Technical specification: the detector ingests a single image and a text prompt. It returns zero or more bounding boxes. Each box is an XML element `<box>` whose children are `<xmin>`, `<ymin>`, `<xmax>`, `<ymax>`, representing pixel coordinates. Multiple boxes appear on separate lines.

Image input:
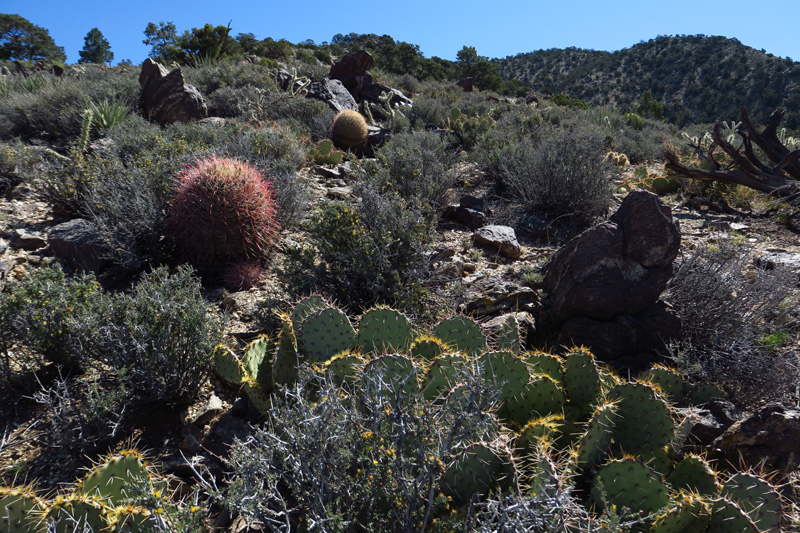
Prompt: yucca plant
<box><xmin>88</xmin><ymin>98</ymin><xmax>130</xmax><ymax>130</ymax></box>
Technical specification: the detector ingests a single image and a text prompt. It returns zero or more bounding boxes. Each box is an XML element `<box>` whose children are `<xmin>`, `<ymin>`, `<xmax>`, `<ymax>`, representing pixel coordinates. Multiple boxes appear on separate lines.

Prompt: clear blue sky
<box><xmin>5</xmin><ymin>0</ymin><xmax>799</xmax><ymax>64</ymax></box>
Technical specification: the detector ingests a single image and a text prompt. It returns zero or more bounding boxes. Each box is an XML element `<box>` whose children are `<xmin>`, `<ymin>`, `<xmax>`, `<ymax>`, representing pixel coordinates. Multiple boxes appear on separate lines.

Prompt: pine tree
<box><xmin>78</xmin><ymin>27</ymin><xmax>113</xmax><ymax>64</ymax></box>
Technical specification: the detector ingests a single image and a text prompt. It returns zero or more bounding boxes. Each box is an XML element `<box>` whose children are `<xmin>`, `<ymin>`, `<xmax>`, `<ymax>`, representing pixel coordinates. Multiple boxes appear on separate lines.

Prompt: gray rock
<box><xmin>681</xmin><ymin>399</ymin><xmax>742</xmax><ymax>446</ymax></box>
<box><xmin>329</xmin><ymin>50</ymin><xmax>374</xmax><ymax>100</ymax></box>
<box><xmin>756</xmin><ymin>251</ymin><xmax>800</xmax><ymax>271</ymax></box>
<box><xmin>446</xmin><ymin>205</ymin><xmax>487</xmax><ymax>229</ymax></box>
<box><xmin>10</xmin><ymin>228</ymin><xmax>46</xmax><ymax>251</ymax></box>
<box><xmin>473</xmin><ymin>225</ymin><xmax>522</xmax><ymax>259</ymax></box>
<box><xmin>47</xmin><ymin>218</ymin><xmax>108</xmax><ymax>273</ymax></box>
<box><xmin>140</xmin><ymin>59</ymin><xmax>207</xmax><ymax>125</ymax></box>
<box><xmin>306</xmin><ymin>78</ymin><xmax>358</xmax><ymax>113</ymax></box>
<box><xmin>542</xmin><ymin>190</ymin><xmax>680</xmax><ymax>321</ymax></box>
<box><xmin>361</xmin><ymin>83</ymin><xmax>413</xmax><ymax>108</ymax></box>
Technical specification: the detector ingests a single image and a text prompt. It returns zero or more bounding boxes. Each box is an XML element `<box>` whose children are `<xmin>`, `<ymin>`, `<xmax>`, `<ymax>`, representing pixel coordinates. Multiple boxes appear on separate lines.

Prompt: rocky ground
<box><xmin>0</xmin><ymin>159</ymin><xmax>799</xmax><ymax>510</ymax></box>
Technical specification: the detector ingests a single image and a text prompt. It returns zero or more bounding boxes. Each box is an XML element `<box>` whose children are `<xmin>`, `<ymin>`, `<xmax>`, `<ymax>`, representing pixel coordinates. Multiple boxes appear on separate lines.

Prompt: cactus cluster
<box><xmin>308</xmin><ymin>139</ymin><xmax>344</xmax><ymax>166</ymax></box>
<box><xmin>212</xmin><ymin>298</ymin><xmax>786</xmax><ymax>530</ymax></box>
<box><xmin>330</xmin><ymin>109</ymin><xmax>368</xmax><ymax>151</ymax></box>
<box><xmin>168</xmin><ymin>155</ymin><xmax>279</xmax><ymax>273</ymax></box>
<box><xmin>0</xmin><ymin>449</ymin><xmax>200</xmax><ymax>532</ymax></box>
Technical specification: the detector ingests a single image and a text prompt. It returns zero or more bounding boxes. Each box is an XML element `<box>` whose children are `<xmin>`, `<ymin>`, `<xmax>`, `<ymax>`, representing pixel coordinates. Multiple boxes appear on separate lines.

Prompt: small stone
<box><xmin>473</xmin><ymin>225</ymin><xmax>522</xmax><ymax>259</ymax></box>
<box><xmin>10</xmin><ymin>228</ymin><xmax>46</xmax><ymax>250</ymax></box>
<box><xmin>326</xmin><ymin>187</ymin><xmax>351</xmax><ymax>199</ymax></box>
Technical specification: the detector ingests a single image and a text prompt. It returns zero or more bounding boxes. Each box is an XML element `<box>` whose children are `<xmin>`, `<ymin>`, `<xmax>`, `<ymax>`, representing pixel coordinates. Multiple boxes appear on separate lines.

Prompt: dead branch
<box><xmin>665</xmin><ymin>108</ymin><xmax>800</xmax><ymax>206</ymax></box>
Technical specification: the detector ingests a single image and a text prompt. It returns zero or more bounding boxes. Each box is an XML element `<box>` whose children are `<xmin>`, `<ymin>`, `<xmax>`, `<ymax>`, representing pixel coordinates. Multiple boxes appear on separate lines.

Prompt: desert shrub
<box><xmin>0</xmin><ymin>265</ymin><xmax>102</xmax><ymax>369</ymax></box>
<box><xmin>168</xmin><ymin>155</ymin><xmax>280</xmax><ymax>274</ymax></box>
<box><xmin>406</xmin><ymin>94</ymin><xmax>452</xmax><ymax>129</ymax></box>
<box><xmin>0</xmin><ymin>78</ymin><xmax>88</xmax><ymax>141</ymax></box>
<box><xmin>665</xmin><ymin>241</ymin><xmax>800</xmax><ymax>405</ymax></box>
<box><xmin>364</xmin><ymin>129</ymin><xmax>460</xmax><ymax>215</ymax></box>
<box><xmin>306</xmin><ymin>186</ymin><xmax>431</xmax><ymax>308</ymax></box>
<box><xmin>91</xmin><ymin>265</ymin><xmax>223</xmax><ymax>408</ymax></box>
<box><xmin>183</xmin><ymin>60</ymin><xmax>276</xmax><ymax>94</ymax></box>
<box><xmin>206</xmin><ymin>85</ymin><xmax>259</xmax><ymax>118</ymax></box>
<box><xmin>222</xmin><ymin>368</ymin><xmax>499</xmax><ymax>531</ymax></box>
<box><xmin>490</xmin><ymin>125</ymin><xmax>617</xmax><ymax>232</ymax></box>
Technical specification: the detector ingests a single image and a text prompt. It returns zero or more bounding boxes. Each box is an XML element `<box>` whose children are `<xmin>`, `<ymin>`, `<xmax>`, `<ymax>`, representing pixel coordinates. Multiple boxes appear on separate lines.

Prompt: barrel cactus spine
<box><xmin>330</xmin><ymin>109</ymin><xmax>368</xmax><ymax>151</ymax></box>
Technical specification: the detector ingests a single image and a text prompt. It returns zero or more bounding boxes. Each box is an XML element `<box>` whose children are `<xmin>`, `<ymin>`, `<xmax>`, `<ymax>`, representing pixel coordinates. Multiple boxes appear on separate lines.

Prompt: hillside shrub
<box><xmin>665</xmin><ymin>241</ymin><xmax>800</xmax><ymax>405</ymax></box>
<box><xmin>168</xmin><ymin>155</ymin><xmax>280</xmax><ymax>274</ymax></box>
<box><xmin>306</xmin><ymin>185</ymin><xmax>431</xmax><ymax>308</ymax></box>
<box><xmin>0</xmin><ymin>265</ymin><xmax>102</xmax><ymax>370</ymax></box>
<box><xmin>365</xmin><ymin>130</ymin><xmax>460</xmax><ymax>216</ymax></box>
<box><xmin>491</xmin><ymin>126</ymin><xmax>616</xmax><ymax>233</ymax></box>
<box><xmin>92</xmin><ymin>265</ymin><xmax>223</xmax><ymax>408</ymax></box>
<box><xmin>222</xmin><ymin>369</ymin><xmax>499</xmax><ymax>531</ymax></box>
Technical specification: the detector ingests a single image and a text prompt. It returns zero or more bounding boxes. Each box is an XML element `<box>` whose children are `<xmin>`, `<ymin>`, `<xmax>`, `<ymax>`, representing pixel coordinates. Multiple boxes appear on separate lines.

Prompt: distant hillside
<box><xmin>495</xmin><ymin>35</ymin><xmax>800</xmax><ymax>129</ymax></box>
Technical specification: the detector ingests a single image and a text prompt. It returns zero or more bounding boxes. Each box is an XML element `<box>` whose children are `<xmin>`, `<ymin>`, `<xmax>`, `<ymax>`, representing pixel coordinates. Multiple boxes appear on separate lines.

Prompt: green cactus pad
<box><xmin>45</xmin><ymin>494</ymin><xmax>110</xmax><ymax>533</ymax></box>
<box><xmin>720</xmin><ymin>472</ymin><xmax>782</xmax><ymax>531</ymax></box>
<box><xmin>243</xmin><ymin>335</ymin><xmax>275</xmax><ymax>392</ymax></box>
<box><xmin>708</xmin><ymin>498</ymin><xmax>759</xmax><ymax>533</ymax></box>
<box><xmin>575</xmin><ymin>402</ymin><xmax>618</xmax><ymax>469</ymax></box>
<box><xmin>514</xmin><ymin>415</ymin><xmax>564</xmax><ymax>456</ymax></box>
<box><xmin>494</xmin><ymin>314</ymin><xmax>521</xmax><ymax>353</ymax></box>
<box><xmin>321</xmin><ymin>352</ymin><xmax>362</xmax><ymax>387</ymax></box>
<box><xmin>0</xmin><ymin>487</ymin><xmax>44</xmax><ymax>533</ymax></box>
<box><xmin>591</xmin><ymin>457</ymin><xmax>669</xmax><ymax>516</ymax></box>
<box><xmin>79</xmin><ymin>450</ymin><xmax>151</xmax><ymax>506</ymax></box>
<box><xmin>525</xmin><ymin>352</ymin><xmax>564</xmax><ymax>386</ymax></box>
<box><xmin>358</xmin><ymin>307</ymin><xmax>413</xmax><ymax>353</ymax></box>
<box><xmin>212</xmin><ymin>345</ymin><xmax>245</xmax><ymax>385</ymax></box>
<box><xmin>563</xmin><ymin>349</ymin><xmax>601</xmax><ymax>417</ymax></box>
<box><xmin>432</xmin><ymin>316</ymin><xmax>486</xmax><ymax>356</ymax></box>
<box><xmin>440</xmin><ymin>442</ymin><xmax>514</xmax><ymax>507</ymax></box>
<box><xmin>273</xmin><ymin>321</ymin><xmax>299</xmax><ymax>387</ymax></box>
<box><xmin>502</xmin><ymin>375</ymin><xmax>566</xmax><ymax>426</ymax></box>
<box><xmin>608</xmin><ymin>382</ymin><xmax>674</xmax><ymax>453</ymax></box>
<box><xmin>641</xmin><ymin>365</ymin><xmax>684</xmax><ymax>403</ymax></box>
<box><xmin>686</xmin><ymin>382</ymin><xmax>725</xmax><ymax>405</ymax></box>
<box><xmin>298</xmin><ymin>307</ymin><xmax>357</xmax><ymax>362</ymax></box>
<box><xmin>362</xmin><ymin>355</ymin><xmax>419</xmax><ymax>404</ymax></box>
<box><xmin>478</xmin><ymin>351</ymin><xmax>528</xmax><ymax>402</ymax></box>
<box><xmin>244</xmin><ymin>380</ymin><xmax>272</xmax><ymax>416</ymax></box>
<box><xmin>410</xmin><ymin>335</ymin><xmax>445</xmax><ymax>362</ymax></box>
<box><xmin>420</xmin><ymin>353</ymin><xmax>468</xmax><ymax>401</ymax></box>
<box><xmin>651</xmin><ymin>494</ymin><xmax>711</xmax><ymax>533</ymax></box>
<box><xmin>291</xmin><ymin>295</ymin><xmax>327</xmax><ymax>335</ymax></box>
<box><xmin>105</xmin><ymin>504</ymin><xmax>151</xmax><ymax>533</ymax></box>
<box><xmin>666</xmin><ymin>455</ymin><xmax>719</xmax><ymax>496</ymax></box>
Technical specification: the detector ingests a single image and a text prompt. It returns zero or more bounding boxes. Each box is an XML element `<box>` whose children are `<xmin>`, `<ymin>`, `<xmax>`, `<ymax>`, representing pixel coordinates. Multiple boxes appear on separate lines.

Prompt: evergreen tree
<box><xmin>634</xmin><ymin>89</ymin><xmax>665</xmax><ymax>120</ymax></box>
<box><xmin>143</xmin><ymin>21</ymin><xmax>181</xmax><ymax>63</ymax></box>
<box><xmin>78</xmin><ymin>27</ymin><xmax>113</xmax><ymax>64</ymax></box>
<box><xmin>0</xmin><ymin>14</ymin><xmax>65</xmax><ymax>63</ymax></box>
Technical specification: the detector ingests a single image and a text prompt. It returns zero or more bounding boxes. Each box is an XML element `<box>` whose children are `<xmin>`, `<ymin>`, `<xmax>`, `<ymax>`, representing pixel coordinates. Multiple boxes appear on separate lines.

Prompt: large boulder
<box><xmin>329</xmin><ymin>50</ymin><xmax>374</xmax><ymax>100</ymax></box>
<box><xmin>541</xmin><ymin>190</ymin><xmax>680</xmax><ymax>321</ymax></box>
<box><xmin>139</xmin><ymin>58</ymin><xmax>207</xmax><ymax>125</ymax></box>
<box><xmin>306</xmin><ymin>79</ymin><xmax>358</xmax><ymax>114</ymax></box>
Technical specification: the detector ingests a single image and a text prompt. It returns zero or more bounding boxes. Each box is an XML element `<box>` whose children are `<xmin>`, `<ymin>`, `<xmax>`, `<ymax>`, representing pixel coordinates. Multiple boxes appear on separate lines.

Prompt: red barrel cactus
<box><xmin>169</xmin><ymin>156</ymin><xmax>279</xmax><ymax>272</ymax></box>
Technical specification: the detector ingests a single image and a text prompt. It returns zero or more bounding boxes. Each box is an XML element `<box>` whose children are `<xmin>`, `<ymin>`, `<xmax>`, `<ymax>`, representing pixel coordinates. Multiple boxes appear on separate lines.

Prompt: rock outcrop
<box><xmin>139</xmin><ymin>58</ymin><xmax>207</xmax><ymax>125</ymax></box>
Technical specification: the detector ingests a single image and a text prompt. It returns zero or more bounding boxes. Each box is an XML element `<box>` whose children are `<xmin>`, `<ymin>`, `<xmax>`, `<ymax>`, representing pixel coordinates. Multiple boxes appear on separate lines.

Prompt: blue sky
<box><xmin>5</xmin><ymin>0</ymin><xmax>799</xmax><ymax>64</ymax></box>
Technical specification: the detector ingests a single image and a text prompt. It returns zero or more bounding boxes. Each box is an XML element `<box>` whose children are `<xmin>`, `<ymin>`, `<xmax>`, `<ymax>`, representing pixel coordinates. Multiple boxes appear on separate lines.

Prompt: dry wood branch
<box><xmin>665</xmin><ymin>107</ymin><xmax>800</xmax><ymax>206</ymax></box>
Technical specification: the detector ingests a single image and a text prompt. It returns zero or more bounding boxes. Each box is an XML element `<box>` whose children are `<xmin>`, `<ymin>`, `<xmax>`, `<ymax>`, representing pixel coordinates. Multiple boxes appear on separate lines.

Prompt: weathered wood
<box><xmin>664</xmin><ymin>108</ymin><xmax>800</xmax><ymax>205</ymax></box>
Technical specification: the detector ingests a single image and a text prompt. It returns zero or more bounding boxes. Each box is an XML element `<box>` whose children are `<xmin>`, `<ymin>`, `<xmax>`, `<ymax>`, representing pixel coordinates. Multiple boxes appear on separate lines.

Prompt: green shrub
<box><xmin>366</xmin><ymin>130</ymin><xmax>459</xmax><ymax>215</ymax></box>
<box><xmin>222</xmin><ymin>368</ymin><xmax>498</xmax><ymax>531</ymax></box>
<box><xmin>92</xmin><ymin>265</ymin><xmax>223</xmax><ymax>408</ymax></box>
<box><xmin>491</xmin><ymin>126</ymin><xmax>616</xmax><ymax>233</ymax></box>
<box><xmin>0</xmin><ymin>265</ymin><xmax>102</xmax><ymax>369</ymax></box>
<box><xmin>307</xmin><ymin>186</ymin><xmax>431</xmax><ymax>308</ymax></box>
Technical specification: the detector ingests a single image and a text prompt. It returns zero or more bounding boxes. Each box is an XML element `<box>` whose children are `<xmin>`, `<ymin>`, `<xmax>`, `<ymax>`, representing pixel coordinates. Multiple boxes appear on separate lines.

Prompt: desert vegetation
<box><xmin>0</xmin><ymin>16</ymin><xmax>799</xmax><ymax>532</ymax></box>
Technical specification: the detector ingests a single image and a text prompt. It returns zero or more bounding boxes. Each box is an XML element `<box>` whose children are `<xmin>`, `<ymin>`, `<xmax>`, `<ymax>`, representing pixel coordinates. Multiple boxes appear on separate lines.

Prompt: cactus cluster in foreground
<box><xmin>211</xmin><ymin>297</ymin><xmax>783</xmax><ymax>531</ymax></box>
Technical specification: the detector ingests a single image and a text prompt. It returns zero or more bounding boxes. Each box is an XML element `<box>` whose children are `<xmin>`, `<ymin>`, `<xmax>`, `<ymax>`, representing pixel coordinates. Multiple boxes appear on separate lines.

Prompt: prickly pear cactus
<box><xmin>410</xmin><ymin>335</ymin><xmax>444</xmax><ymax>362</ymax></box>
<box><xmin>685</xmin><ymin>382</ymin><xmax>725</xmax><ymax>405</ymax></box>
<box><xmin>291</xmin><ymin>295</ymin><xmax>327</xmax><ymax>336</ymax></box>
<box><xmin>575</xmin><ymin>402</ymin><xmax>618</xmax><ymax>469</ymax></box>
<box><xmin>420</xmin><ymin>353</ymin><xmax>467</xmax><ymax>401</ymax></box>
<box><xmin>212</xmin><ymin>345</ymin><xmax>245</xmax><ymax>385</ymax></box>
<box><xmin>608</xmin><ymin>382</ymin><xmax>674</xmax><ymax>453</ymax></box>
<box><xmin>720</xmin><ymin>472</ymin><xmax>782</xmax><ymax>531</ymax></box>
<box><xmin>592</xmin><ymin>457</ymin><xmax>669</xmax><ymax>517</ymax></box>
<box><xmin>651</xmin><ymin>493</ymin><xmax>711</xmax><ymax>533</ymax></box>
<box><xmin>514</xmin><ymin>415</ymin><xmax>564</xmax><ymax>456</ymax></box>
<box><xmin>708</xmin><ymin>498</ymin><xmax>759</xmax><ymax>533</ymax></box>
<box><xmin>242</xmin><ymin>335</ymin><xmax>275</xmax><ymax>392</ymax></box>
<box><xmin>358</xmin><ymin>307</ymin><xmax>413</xmax><ymax>353</ymax></box>
<box><xmin>362</xmin><ymin>355</ymin><xmax>419</xmax><ymax>406</ymax></box>
<box><xmin>440</xmin><ymin>442</ymin><xmax>514</xmax><ymax>507</ymax></box>
<box><xmin>494</xmin><ymin>314</ymin><xmax>521</xmax><ymax>353</ymax></box>
<box><xmin>641</xmin><ymin>364</ymin><xmax>684</xmax><ymax>404</ymax></box>
<box><xmin>502</xmin><ymin>374</ymin><xmax>565</xmax><ymax>426</ymax></box>
<box><xmin>478</xmin><ymin>351</ymin><xmax>528</xmax><ymax>402</ymax></box>
<box><xmin>432</xmin><ymin>316</ymin><xmax>485</xmax><ymax>356</ymax></box>
<box><xmin>563</xmin><ymin>348</ymin><xmax>601</xmax><ymax>418</ymax></box>
<box><xmin>78</xmin><ymin>449</ymin><xmax>151</xmax><ymax>505</ymax></box>
<box><xmin>666</xmin><ymin>454</ymin><xmax>719</xmax><ymax>496</ymax></box>
<box><xmin>0</xmin><ymin>486</ymin><xmax>44</xmax><ymax>533</ymax></box>
<box><xmin>321</xmin><ymin>351</ymin><xmax>362</xmax><ymax>387</ymax></box>
<box><xmin>244</xmin><ymin>379</ymin><xmax>272</xmax><ymax>416</ymax></box>
<box><xmin>272</xmin><ymin>320</ymin><xmax>299</xmax><ymax>387</ymax></box>
<box><xmin>525</xmin><ymin>352</ymin><xmax>564</xmax><ymax>387</ymax></box>
<box><xmin>298</xmin><ymin>307</ymin><xmax>357</xmax><ymax>361</ymax></box>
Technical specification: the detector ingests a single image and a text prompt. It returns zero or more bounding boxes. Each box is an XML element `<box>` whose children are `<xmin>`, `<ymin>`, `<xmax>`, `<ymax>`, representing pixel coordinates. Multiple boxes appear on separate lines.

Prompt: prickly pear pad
<box><xmin>299</xmin><ymin>307</ymin><xmax>357</xmax><ymax>361</ymax></box>
<box><xmin>721</xmin><ymin>472</ymin><xmax>782</xmax><ymax>531</ymax></box>
<box><xmin>592</xmin><ymin>458</ymin><xmax>669</xmax><ymax>516</ymax></box>
<box><xmin>358</xmin><ymin>307</ymin><xmax>413</xmax><ymax>353</ymax></box>
<box><xmin>432</xmin><ymin>316</ymin><xmax>485</xmax><ymax>356</ymax></box>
